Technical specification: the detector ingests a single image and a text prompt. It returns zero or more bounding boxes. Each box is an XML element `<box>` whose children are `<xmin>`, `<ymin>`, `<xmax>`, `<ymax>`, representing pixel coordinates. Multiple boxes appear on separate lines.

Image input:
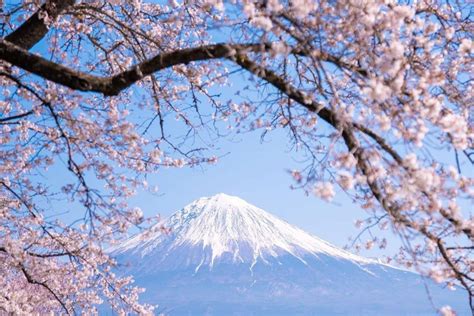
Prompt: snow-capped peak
<box><xmin>109</xmin><ymin>194</ymin><xmax>467</xmax><ymax>315</ymax></box>
<box><xmin>113</xmin><ymin>193</ymin><xmax>374</xmax><ymax>269</ymax></box>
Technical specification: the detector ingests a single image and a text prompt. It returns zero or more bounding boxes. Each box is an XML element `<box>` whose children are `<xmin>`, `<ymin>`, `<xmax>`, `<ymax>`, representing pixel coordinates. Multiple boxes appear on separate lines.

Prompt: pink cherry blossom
<box><xmin>0</xmin><ymin>0</ymin><xmax>472</xmax><ymax>314</ymax></box>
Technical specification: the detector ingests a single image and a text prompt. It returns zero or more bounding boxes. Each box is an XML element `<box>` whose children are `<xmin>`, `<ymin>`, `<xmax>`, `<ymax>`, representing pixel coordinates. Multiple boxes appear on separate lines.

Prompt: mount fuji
<box><xmin>111</xmin><ymin>193</ymin><xmax>468</xmax><ymax>315</ymax></box>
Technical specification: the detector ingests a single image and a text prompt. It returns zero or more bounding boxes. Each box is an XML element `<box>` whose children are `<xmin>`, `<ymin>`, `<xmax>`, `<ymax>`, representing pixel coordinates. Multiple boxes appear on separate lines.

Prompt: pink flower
<box><xmin>313</xmin><ymin>182</ymin><xmax>335</xmax><ymax>201</ymax></box>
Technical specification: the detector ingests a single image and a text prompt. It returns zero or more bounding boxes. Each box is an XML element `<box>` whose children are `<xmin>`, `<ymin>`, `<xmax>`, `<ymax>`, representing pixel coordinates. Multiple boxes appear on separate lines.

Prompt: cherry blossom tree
<box><xmin>0</xmin><ymin>0</ymin><xmax>472</xmax><ymax>314</ymax></box>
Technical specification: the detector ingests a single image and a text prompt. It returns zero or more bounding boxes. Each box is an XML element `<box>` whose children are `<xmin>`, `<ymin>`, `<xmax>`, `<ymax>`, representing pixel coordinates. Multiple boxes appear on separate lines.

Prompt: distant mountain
<box><xmin>111</xmin><ymin>193</ymin><xmax>469</xmax><ymax>315</ymax></box>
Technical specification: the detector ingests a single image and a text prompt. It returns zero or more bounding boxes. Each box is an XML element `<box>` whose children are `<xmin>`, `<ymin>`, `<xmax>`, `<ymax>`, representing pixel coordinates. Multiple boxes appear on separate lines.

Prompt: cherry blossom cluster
<box><xmin>0</xmin><ymin>0</ymin><xmax>472</xmax><ymax>314</ymax></box>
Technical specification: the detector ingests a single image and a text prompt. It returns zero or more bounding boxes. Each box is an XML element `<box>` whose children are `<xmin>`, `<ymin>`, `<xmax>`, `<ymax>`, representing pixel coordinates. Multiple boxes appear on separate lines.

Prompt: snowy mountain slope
<box><xmin>111</xmin><ymin>193</ymin><xmax>469</xmax><ymax>315</ymax></box>
<box><xmin>113</xmin><ymin>193</ymin><xmax>375</xmax><ymax>268</ymax></box>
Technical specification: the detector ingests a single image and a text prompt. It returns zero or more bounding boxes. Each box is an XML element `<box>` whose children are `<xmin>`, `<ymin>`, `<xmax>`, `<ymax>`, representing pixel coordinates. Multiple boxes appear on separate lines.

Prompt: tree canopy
<box><xmin>0</xmin><ymin>0</ymin><xmax>472</xmax><ymax>314</ymax></box>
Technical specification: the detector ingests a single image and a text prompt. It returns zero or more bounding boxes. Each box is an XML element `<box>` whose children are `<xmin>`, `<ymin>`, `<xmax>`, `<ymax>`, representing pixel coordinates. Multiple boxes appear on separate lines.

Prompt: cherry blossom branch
<box><xmin>0</xmin><ymin>39</ymin><xmax>361</xmax><ymax>97</ymax></box>
<box><xmin>8</xmin><ymin>253</ymin><xmax>71</xmax><ymax>315</ymax></box>
<box><xmin>1</xmin><ymin>36</ymin><xmax>471</xmax><ymax>302</ymax></box>
<box><xmin>229</xmin><ymin>52</ymin><xmax>474</xmax><ymax>310</ymax></box>
<box><xmin>5</xmin><ymin>0</ymin><xmax>76</xmax><ymax>49</ymax></box>
<box><xmin>353</xmin><ymin>122</ymin><xmax>473</xmax><ymax>240</ymax></box>
<box><xmin>0</xmin><ymin>110</ymin><xmax>34</xmax><ymax>123</ymax></box>
<box><xmin>0</xmin><ymin>1</ymin><xmax>471</xmax><ymax>313</ymax></box>
<box><xmin>0</xmin><ymin>246</ymin><xmax>74</xmax><ymax>258</ymax></box>
<box><xmin>0</xmin><ymin>40</ymin><xmax>253</xmax><ymax>95</ymax></box>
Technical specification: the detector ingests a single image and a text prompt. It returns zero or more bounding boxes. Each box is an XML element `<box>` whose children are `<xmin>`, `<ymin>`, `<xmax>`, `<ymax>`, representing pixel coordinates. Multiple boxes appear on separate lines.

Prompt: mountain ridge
<box><xmin>110</xmin><ymin>193</ymin><xmax>468</xmax><ymax>315</ymax></box>
<box><xmin>112</xmin><ymin>193</ymin><xmax>383</xmax><ymax>270</ymax></box>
